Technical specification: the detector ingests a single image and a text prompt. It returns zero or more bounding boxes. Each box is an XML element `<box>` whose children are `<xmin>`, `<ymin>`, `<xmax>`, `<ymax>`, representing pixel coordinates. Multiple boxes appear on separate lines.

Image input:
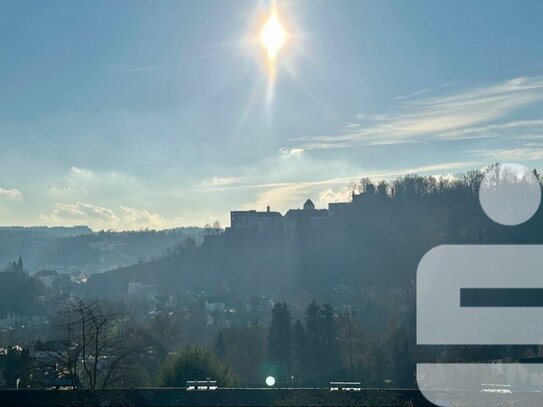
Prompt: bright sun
<box><xmin>260</xmin><ymin>11</ymin><xmax>286</xmax><ymax>61</ymax></box>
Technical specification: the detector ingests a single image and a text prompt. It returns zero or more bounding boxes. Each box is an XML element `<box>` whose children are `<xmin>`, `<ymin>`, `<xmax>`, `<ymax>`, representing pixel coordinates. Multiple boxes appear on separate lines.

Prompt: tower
<box><xmin>303</xmin><ymin>199</ymin><xmax>315</xmax><ymax>211</ymax></box>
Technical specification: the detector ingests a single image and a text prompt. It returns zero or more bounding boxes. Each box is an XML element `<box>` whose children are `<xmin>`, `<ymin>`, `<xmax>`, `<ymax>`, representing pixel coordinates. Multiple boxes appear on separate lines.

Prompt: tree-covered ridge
<box><xmin>302</xmin><ymin>165</ymin><xmax>542</xmax><ymax>291</ymax></box>
<box><xmin>0</xmin><ymin>227</ymin><xmax>205</xmax><ymax>275</ymax></box>
<box><xmin>90</xmin><ymin>165</ymin><xmax>543</xmax><ymax>301</ymax></box>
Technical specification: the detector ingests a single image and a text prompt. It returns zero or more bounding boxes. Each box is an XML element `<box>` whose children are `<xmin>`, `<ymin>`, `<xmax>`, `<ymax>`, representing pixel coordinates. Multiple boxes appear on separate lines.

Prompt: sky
<box><xmin>1</xmin><ymin>0</ymin><xmax>543</xmax><ymax>230</ymax></box>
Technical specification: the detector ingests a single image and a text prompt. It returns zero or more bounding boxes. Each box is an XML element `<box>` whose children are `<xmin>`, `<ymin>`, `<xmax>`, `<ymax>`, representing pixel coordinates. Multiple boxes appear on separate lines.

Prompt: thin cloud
<box><xmin>182</xmin><ymin>43</ymin><xmax>246</xmax><ymax>63</ymax></box>
<box><xmin>40</xmin><ymin>202</ymin><xmax>170</xmax><ymax>230</ymax></box>
<box><xmin>201</xmin><ymin>176</ymin><xmax>245</xmax><ymax>187</ymax></box>
<box><xmin>70</xmin><ymin>166</ymin><xmax>93</xmax><ymax>178</ymax></box>
<box><xmin>105</xmin><ymin>65</ymin><xmax>163</xmax><ymax>73</ymax></box>
<box><xmin>436</xmin><ymin>119</ymin><xmax>543</xmax><ymax>140</ymax></box>
<box><xmin>279</xmin><ymin>147</ymin><xmax>305</xmax><ymax>157</ymax></box>
<box><xmin>120</xmin><ymin>206</ymin><xmax>165</xmax><ymax>229</ymax></box>
<box><xmin>0</xmin><ymin>188</ymin><xmax>22</xmax><ymax>199</ymax></box>
<box><xmin>287</xmin><ymin>76</ymin><xmax>543</xmax><ymax>150</ymax></box>
<box><xmin>469</xmin><ymin>148</ymin><xmax>543</xmax><ymax>161</ymax></box>
<box><xmin>241</xmin><ymin>161</ymin><xmax>479</xmax><ymax>213</ymax></box>
<box><xmin>46</xmin><ymin>202</ymin><xmax>119</xmax><ymax>223</ymax></box>
<box><xmin>232</xmin><ymin>161</ymin><xmax>479</xmax><ymax>191</ymax></box>
<box><xmin>393</xmin><ymin>87</ymin><xmax>432</xmax><ymax>101</ymax></box>
<box><xmin>318</xmin><ymin>188</ymin><xmax>351</xmax><ymax>205</ymax></box>
<box><xmin>48</xmin><ymin>166</ymin><xmax>141</xmax><ymax>200</ymax></box>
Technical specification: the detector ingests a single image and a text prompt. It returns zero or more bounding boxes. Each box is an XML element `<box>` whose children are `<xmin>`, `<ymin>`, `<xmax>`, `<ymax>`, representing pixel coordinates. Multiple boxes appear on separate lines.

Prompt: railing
<box><xmin>186</xmin><ymin>379</ymin><xmax>217</xmax><ymax>391</ymax></box>
<box><xmin>329</xmin><ymin>381</ymin><xmax>362</xmax><ymax>391</ymax></box>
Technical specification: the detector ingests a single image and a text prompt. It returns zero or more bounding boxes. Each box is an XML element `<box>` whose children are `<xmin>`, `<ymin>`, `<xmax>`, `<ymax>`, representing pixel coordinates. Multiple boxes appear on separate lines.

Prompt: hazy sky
<box><xmin>1</xmin><ymin>0</ymin><xmax>543</xmax><ymax>230</ymax></box>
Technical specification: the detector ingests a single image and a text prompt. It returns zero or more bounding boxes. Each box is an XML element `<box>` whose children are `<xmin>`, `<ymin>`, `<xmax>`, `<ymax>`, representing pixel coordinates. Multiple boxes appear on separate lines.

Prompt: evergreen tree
<box><xmin>321</xmin><ymin>303</ymin><xmax>341</xmax><ymax>381</ymax></box>
<box><xmin>292</xmin><ymin>319</ymin><xmax>307</xmax><ymax>385</ymax></box>
<box><xmin>303</xmin><ymin>301</ymin><xmax>323</xmax><ymax>384</ymax></box>
<box><xmin>214</xmin><ymin>332</ymin><xmax>226</xmax><ymax>359</ymax></box>
<box><xmin>214</xmin><ymin>325</ymin><xmax>266</xmax><ymax>386</ymax></box>
<box><xmin>267</xmin><ymin>302</ymin><xmax>292</xmax><ymax>384</ymax></box>
<box><xmin>302</xmin><ymin>301</ymin><xmax>342</xmax><ymax>385</ymax></box>
<box><xmin>2</xmin><ymin>346</ymin><xmax>31</xmax><ymax>388</ymax></box>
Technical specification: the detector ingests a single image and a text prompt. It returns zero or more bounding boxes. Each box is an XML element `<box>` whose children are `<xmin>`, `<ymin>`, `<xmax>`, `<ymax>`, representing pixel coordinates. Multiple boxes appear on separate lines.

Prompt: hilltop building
<box><xmin>284</xmin><ymin>199</ymin><xmax>329</xmax><ymax>232</ymax></box>
<box><xmin>228</xmin><ymin>188</ymin><xmax>388</xmax><ymax>235</ymax></box>
<box><xmin>228</xmin><ymin>199</ymin><xmax>330</xmax><ymax>234</ymax></box>
<box><xmin>229</xmin><ymin>206</ymin><xmax>283</xmax><ymax>234</ymax></box>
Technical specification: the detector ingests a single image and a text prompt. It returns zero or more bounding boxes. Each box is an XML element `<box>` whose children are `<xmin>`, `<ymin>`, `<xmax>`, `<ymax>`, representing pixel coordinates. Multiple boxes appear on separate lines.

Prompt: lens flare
<box><xmin>260</xmin><ymin>11</ymin><xmax>286</xmax><ymax>61</ymax></box>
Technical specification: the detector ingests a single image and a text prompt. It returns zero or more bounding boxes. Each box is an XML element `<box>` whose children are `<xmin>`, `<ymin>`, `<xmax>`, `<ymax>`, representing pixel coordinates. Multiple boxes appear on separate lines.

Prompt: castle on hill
<box><xmin>228</xmin><ymin>193</ymin><xmax>369</xmax><ymax>235</ymax></box>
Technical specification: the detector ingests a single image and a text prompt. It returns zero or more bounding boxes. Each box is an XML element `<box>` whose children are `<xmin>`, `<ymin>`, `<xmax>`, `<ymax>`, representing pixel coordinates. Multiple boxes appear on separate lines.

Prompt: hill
<box><xmin>86</xmin><ymin>170</ymin><xmax>543</xmax><ymax>309</ymax></box>
<box><xmin>0</xmin><ymin>226</ymin><xmax>205</xmax><ymax>276</ymax></box>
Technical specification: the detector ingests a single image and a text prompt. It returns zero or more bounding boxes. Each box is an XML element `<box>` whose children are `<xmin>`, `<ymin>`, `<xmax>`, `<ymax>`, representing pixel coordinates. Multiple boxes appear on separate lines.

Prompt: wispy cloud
<box><xmin>279</xmin><ymin>147</ymin><xmax>305</xmax><ymax>157</ymax></box>
<box><xmin>40</xmin><ymin>202</ymin><xmax>167</xmax><ymax>230</ymax></box>
<box><xmin>201</xmin><ymin>176</ymin><xmax>245</xmax><ymax>187</ymax></box>
<box><xmin>48</xmin><ymin>166</ymin><xmax>140</xmax><ymax>200</ymax></box>
<box><xmin>241</xmin><ymin>161</ymin><xmax>479</xmax><ymax>213</ymax></box>
<box><xmin>120</xmin><ymin>206</ymin><xmax>165</xmax><ymax>229</ymax></box>
<box><xmin>244</xmin><ymin>184</ymin><xmax>311</xmax><ymax>212</ymax></box>
<box><xmin>436</xmin><ymin>119</ymin><xmax>543</xmax><ymax>140</ymax></box>
<box><xmin>287</xmin><ymin>76</ymin><xmax>543</xmax><ymax>150</ymax></box>
<box><xmin>0</xmin><ymin>188</ymin><xmax>22</xmax><ymax>199</ymax></box>
<box><xmin>469</xmin><ymin>147</ymin><xmax>543</xmax><ymax>162</ymax></box>
<box><xmin>44</xmin><ymin>202</ymin><xmax>120</xmax><ymax>223</ymax></box>
<box><xmin>318</xmin><ymin>188</ymin><xmax>352</xmax><ymax>206</ymax></box>
<box><xmin>393</xmin><ymin>87</ymin><xmax>432</xmax><ymax>101</ymax></box>
<box><xmin>70</xmin><ymin>166</ymin><xmax>93</xmax><ymax>178</ymax></box>
<box><xmin>105</xmin><ymin>65</ymin><xmax>163</xmax><ymax>73</ymax></box>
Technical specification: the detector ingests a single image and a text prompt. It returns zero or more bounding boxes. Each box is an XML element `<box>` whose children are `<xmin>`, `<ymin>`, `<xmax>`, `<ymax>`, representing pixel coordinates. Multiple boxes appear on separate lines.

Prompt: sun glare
<box><xmin>260</xmin><ymin>11</ymin><xmax>286</xmax><ymax>61</ymax></box>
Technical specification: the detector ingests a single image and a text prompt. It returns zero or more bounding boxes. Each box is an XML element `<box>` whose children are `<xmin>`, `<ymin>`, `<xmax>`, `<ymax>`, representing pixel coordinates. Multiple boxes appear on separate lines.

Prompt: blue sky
<box><xmin>1</xmin><ymin>0</ymin><xmax>543</xmax><ymax>230</ymax></box>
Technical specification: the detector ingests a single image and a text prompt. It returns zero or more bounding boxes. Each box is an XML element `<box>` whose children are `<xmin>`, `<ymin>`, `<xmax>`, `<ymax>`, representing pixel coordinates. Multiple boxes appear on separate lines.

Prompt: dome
<box><xmin>303</xmin><ymin>199</ymin><xmax>315</xmax><ymax>210</ymax></box>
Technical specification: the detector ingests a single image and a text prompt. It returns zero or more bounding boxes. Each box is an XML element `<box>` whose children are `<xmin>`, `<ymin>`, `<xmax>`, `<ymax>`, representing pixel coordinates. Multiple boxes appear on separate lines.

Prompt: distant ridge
<box><xmin>0</xmin><ymin>226</ymin><xmax>205</xmax><ymax>276</ymax></box>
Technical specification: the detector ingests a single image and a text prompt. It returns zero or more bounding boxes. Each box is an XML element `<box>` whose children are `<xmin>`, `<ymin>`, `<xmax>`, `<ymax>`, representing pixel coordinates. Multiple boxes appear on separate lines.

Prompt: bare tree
<box><xmin>359</xmin><ymin>177</ymin><xmax>374</xmax><ymax>194</ymax></box>
<box><xmin>37</xmin><ymin>297</ymin><xmax>138</xmax><ymax>389</ymax></box>
<box><xmin>337</xmin><ymin>309</ymin><xmax>366</xmax><ymax>379</ymax></box>
<box><xmin>204</xmin><ymin>221</ymin><xmax>222</xmax><ymax>236</ymax></box>
<box><xmin>347</xmin><ymin>182</ymin><xmax>358</xmax><ymax>200</ymax></box>
<box><xmin>461</xmin><ymin>169</ymin><xmax>485</xmax><ymax>196</ymax></box>
<box><xmin>212</xmin><ymin>220</ymin><xmax>222</xmax><ymax>235</ymax></box>
<box><xmin>376</xmin><ymin>180</ymin><xmax>389</xmax><ymax>197</ymax></box>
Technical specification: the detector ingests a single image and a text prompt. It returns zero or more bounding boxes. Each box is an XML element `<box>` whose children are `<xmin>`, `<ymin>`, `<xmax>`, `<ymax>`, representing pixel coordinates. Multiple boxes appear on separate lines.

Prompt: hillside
<box><xmin>86</xmin><ymin>172</ymin><xmax>543</xmax><ymax>307</ymax></box>
<box><xmin>0</xmin><ymin>226</ymin><xmax>205</xmax><ymax>275</ymax></box>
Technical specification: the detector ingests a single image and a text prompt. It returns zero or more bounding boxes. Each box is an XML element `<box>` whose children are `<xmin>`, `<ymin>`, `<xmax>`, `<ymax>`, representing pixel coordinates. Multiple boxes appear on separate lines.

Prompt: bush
<box><xmin>157</xmin><ymin>347</ymin><xmax>237</xmax><ymax>387</ymax></box>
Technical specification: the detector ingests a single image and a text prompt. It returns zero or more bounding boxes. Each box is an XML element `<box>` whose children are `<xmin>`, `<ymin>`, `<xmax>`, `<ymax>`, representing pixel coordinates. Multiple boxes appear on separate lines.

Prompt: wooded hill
<box><xmin>86</xmin><ymin>167</ymin><xmax>543</xmax><ymax>311</ymax></box>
